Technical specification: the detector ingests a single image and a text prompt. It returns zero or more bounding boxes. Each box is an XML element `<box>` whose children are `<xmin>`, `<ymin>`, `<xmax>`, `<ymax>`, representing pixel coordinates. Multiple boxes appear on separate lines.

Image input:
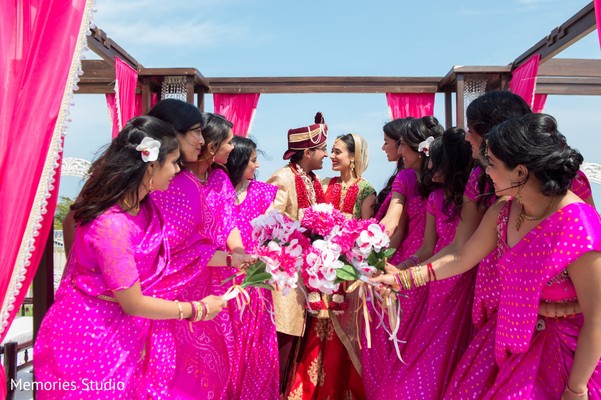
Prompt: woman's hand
<box><xmin>370</xmin><ymin>273</ymin><xmax>400</xmax><ymax>294</ymax></box>
<box><xmin>231</xmin><ymin>253</ymin><xmax>257</xmax><ymax>271</ymax></box>
<box><xmin>200</xmin><ymin>295</ymin><xmax>227</xmax><ymax>320</ymax></box>
<box><xmin>385</xmin><ymin>263</ymin><xmax>401</xmax><ymax>274</ymax></box>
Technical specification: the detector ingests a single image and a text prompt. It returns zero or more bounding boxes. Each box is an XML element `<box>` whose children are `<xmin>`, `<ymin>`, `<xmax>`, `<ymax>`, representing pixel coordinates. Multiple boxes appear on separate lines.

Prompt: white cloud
<box><xmin>100</xmin><ymin>20</ymin><xmax>249</xmax><ymax>47</ymax></box>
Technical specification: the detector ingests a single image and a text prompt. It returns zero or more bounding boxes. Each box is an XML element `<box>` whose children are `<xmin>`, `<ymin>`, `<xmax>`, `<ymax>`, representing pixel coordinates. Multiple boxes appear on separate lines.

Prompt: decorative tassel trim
<box><xmin>0</xmin><ymin>0</ymin><xmax>96</xmax><ymax>335</ymax></box>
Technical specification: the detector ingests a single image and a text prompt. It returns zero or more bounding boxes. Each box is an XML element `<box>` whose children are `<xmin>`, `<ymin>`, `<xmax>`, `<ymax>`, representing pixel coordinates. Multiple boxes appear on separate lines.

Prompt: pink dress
<box><xmin>34</xmin><ymin>201</ymin><xmax>168</xmax><ymax>399</ymax></box>
<box><xmin>446</xmin><ymin>200</ymin><xmax>601</xmax><ymax>399</ymax></box>
<box><xmin>361</xmin><ymin>168</ymin><xmax>429</xmax><ymax>399</ymax></box>
<box><xmin>164</xmin><ymin>168</ymin><xmax>239</xmax><ymax>400</ymax></box>
<box><xmin>471</xmin><ymin>168</ymin><xmax>594</xmax><ymax>330</ymax></box>
<box><xmin>229</xmin><ymin>180</ymin><xmax>279</xmax><ymax>399</ymax></box>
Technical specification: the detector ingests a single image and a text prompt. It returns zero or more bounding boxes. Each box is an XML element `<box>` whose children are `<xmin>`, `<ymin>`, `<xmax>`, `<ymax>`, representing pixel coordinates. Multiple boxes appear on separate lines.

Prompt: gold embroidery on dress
<box><xmin>287</xmin><ymin>383</ymin><xmax>303</xmax><ymax>400</ymax></box>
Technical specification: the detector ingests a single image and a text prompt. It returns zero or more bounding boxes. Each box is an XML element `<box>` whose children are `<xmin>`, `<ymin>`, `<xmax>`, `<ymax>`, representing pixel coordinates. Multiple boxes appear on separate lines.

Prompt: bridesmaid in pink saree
<box><xmin>374</xmin><ymin>113</ymin><xmax>601</xmax><ymax>400</ymax></box>
<box><xmin>225</xmin><ymin>136</ymin><xmax>279</xmax><ymax>399</ymax></box>
<box><xmin>34</xmin><ymin>116</ymin><xmax>227</xmax><ymax>400</ymax></box>
<box><xmin>147</xmin><ymin>103</ymin><xmax>253</xmax><ymax>399</ymax></box>
<box><xmin>372</xmin><ymin>128</ymin><xmax>474</xmax><ymax>399</ymax></box>
<box><xmin>362</xmin><ymin>116</ymin><xmax>443</xmax><ymax>398</ymax></box>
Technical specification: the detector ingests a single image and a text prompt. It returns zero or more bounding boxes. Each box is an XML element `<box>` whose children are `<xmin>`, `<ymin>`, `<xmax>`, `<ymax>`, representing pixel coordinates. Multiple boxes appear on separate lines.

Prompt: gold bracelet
<box><xmin>174</xmin><ymin>300</ymin><xmax>184</xmax><ymax>320</ymax></box>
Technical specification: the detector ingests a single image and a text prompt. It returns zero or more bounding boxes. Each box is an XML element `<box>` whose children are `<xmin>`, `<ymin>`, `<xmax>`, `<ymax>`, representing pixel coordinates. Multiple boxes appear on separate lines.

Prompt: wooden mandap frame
<box><xmin>32</xmin><ymin>1</ymin><xmax>600</xmax><ymax>342</ymax></box>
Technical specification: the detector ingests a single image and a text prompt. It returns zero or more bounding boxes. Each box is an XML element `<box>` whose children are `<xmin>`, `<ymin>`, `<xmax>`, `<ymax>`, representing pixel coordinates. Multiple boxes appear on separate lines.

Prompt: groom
<box><xmin>267</xmin><ymin>112</ymin><xmax>329</xmax><ymax>397</ymax></box>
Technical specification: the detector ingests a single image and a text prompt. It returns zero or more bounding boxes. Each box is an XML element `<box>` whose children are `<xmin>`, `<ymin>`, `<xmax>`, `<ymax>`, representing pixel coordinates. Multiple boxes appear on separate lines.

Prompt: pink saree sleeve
<box><xmin>495</xmin><ymin>203</ymin><xmax>601</xmax><ymax>365</ymax></box>
<box><xmin>88</xmin><ymin>211</ymin><xmax>140</xmax><ymax>292</ymax></box>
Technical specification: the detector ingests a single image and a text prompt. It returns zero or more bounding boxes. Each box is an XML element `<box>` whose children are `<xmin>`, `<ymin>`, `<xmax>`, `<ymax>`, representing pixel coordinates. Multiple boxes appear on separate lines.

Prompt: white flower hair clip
<box><xmin>136</xmin><ymin>137</ymin><xmax>161</xmax><ymax>162</ymax></box>
<box><xmin>418</xmin><ymin>136</ymin><xmax>435</xmax><ymax>157</ymax></box>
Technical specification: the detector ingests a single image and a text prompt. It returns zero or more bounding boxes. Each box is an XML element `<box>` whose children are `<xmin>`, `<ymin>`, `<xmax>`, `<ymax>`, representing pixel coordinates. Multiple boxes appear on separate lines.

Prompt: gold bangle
<box><xmin>174</xmin><ymin>300</ymin><xmax>184</xmax><ymax>320</ymax></box>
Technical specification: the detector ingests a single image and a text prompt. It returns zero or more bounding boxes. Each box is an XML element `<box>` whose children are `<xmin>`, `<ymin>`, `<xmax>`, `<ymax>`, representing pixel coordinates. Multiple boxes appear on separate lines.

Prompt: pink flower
<box><xmin>301</xmin><ymin>204</ymin><xmax>347</xmax><ymax>237</ymax></box>
<box><xmin>302</xmin><ymin>240</ymin><xmax>343</xmax><ymax>294</ymax></box>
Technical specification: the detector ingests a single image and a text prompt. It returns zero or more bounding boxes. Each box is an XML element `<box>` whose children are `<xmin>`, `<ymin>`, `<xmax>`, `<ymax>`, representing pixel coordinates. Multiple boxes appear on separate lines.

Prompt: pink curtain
<box><xmin>213</xmin><ymin>93</ymin><xmax>260</xmax><ymax>137</ymax></box>
<box><xmin>385</xmin><ymin>93</ymin><xmax>435</xmax><ymax>119</ymax></box>
<box><xmin>0</xmin><ymin>1</ymin><xmax>90</xmax><ymax>395</ymax></box>
<box><xmin>533</xmin><ymin>94</ymin><xmax>547</xmax><ymax>113</ymax></box>
<box><xmin>595</xmin><ymin>0</ymin><xmax>601</xmax><ymax>51</ymax></box>
<box><xmin>509</xmin><ymin>54</ymin><xmax>541</xmax><ymax>109</ymax></box>
<box><xmin>106</xmin><ymin>57</ymin><xmax>140</xmax><ymax>138</ymax></box>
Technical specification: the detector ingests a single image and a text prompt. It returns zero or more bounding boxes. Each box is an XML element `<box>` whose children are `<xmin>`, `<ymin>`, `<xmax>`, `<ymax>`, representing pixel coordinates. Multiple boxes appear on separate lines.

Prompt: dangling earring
<box><xmin>350</xmin><ymin>159</ymin><xmax>355</xmax><ymax>173</ymax></box>
<box><xmin>516</xmin><ymin>183</ymin><xmax>523</xmax><ymax>203</ymax></box>
<box><xmin>148</xmin><ymin>177</ymin><xmax>154</xmax><ymax>193</ymax></box>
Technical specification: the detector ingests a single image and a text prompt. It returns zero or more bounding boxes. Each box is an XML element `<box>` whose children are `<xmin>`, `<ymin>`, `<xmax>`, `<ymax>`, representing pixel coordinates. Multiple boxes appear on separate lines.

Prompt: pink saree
<box><xmin>229</xmin><ymin>180</ymin><xmax>279</xmax><ymax>399</ymax></box>
<box><xmin>158</xmin><ymin>168</ymin><xmax>238</xmax><ymax>400</ymax></box>
<box><xmin>34</xmin><ymin>200</ymin><xmax>167</xmax><ymax>399</ymax></box>
<box><xmin>361</xmin><ymin>168</ymin><xmax>429</xmax><ymax>399</ymax></box>
<box><xmin>446</xmin><ymin>200</ymin><xmax>601</xmax><ymax>399</ymax></box>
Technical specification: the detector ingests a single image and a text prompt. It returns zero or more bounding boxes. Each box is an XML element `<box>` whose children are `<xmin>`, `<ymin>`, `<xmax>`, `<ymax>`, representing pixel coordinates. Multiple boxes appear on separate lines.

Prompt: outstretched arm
<box><xmin>565</xmin><ymin>250</ymin><xmax>601</xmax><ymax>398</ymax></box>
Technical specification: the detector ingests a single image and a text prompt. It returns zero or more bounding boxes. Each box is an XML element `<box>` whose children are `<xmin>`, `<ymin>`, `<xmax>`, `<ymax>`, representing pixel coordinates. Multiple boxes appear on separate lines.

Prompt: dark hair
<box><xmin>375</xmin><ymin>117</ymin><xmax>413</xmax><ymax>215</ymax></box>
<box><xmin>71</xmin><ymin>116</ymin><xmax>179</xmax><ymax>224</ymax></box>
<box><xmin>226</xmin><ymin>136</ymin><xmax>257</xmax><ymax>187</ymax></box>
<box><xmin>148</xmin><ymin>98</ymin><xmax>204</xmax><ymax>134</ymax></box>
<box><xmin>289</xmin><ymin>150</ymin><xmax>305</xmax><ymax>164</ymax></box>
<box><xmin>466</xmin><ymin>90</ymin><xmax>532</xmax><ymax>207</ymax></box>
<box><xmin>427</xmin><ymin>128</ymin><xmax>473</xmax><ymax>220</ymax></box>
<box><xmin>402</xmin><ymin>116</ymin><xmax>444</xmax><ymax>198</ymax></box>
<box><xmin>336</xmin><ymin>133</ymin><xmax>355</xmax><ymax>154</ymax></box>
<box><xmin>488</xmin><ymin>113</ymin><xmax>583</xmax><ymax>196</ymax></box>
<box><xmin>200</xmin><ymin>113</ymin><xmax>234</xmax><ymax>161</ymax></box>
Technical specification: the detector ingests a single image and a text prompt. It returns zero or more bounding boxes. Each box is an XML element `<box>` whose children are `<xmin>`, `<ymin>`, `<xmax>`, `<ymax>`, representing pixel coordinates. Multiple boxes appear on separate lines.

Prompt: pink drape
<box><xmin>509</xmin><ymin>54</ymin><xmax>540</xmax><ymax>109</ymax></box>
<box><xmin>106</xmin><ymin>57</ymin><xmax>140</xmax><ymax>138</ymax></box>
<box><xmin>0</xmin><ymin>0</ymin><xmax>90</xmax><ymax>396</ymax></box>
<box><xmin>385</xmin><ymin>93</ymin><xmax>435</xmax><ymax>119</ymax></box>
<box><xmin>213</xmin><ymin>93</ymin><xmax>260</xmax><ymax>137</ymax></box>
<box><xmin>532</xmin><ymin>94</ymin><xmax>547</xmax><ymax>113</ymax></box>
<box><xmin>595</xmin><ymin>0</ymin><xmax>601</xmax><ymax>51</ymax></box>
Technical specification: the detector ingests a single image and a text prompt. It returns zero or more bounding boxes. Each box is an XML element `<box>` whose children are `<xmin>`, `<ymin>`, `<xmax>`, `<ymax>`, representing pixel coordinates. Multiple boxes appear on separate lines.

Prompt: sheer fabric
<box><xmin>106</xmin><ymin>57</ymin><xmax>141</xmax><ymax>138</ymax></box>
<box><xmin>385</xmin><ymin>93</ymin><xmax>435</xmax><ymax>119</ymax></box>
<box><xmin>509</xmin><ymin>54</ymin><xmax>540</xmax><ymax>108</ymax></box>
<box><xmin>0</xmin><ymin>2</ymin><xmax>91</xmax><ymax>396</ymax></box>
<box><xmin>213</xmin><ymin>93</ymin><xmax>260</xmax><ymax>137</ymax></box>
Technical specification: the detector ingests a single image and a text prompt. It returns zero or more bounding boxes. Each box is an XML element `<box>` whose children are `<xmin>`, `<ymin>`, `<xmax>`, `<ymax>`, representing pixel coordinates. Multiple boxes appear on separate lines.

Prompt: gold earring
<box><xmin>516</xmin><ymin>183</ymin><xmax>523</xmax><ymax>203</ymax></box>
<box><xmin>148</xmin><ymin>177</ymin><xmax>154</xmax><ymax>193</ymax></box>
<box><xmin>350</xmin><ymin>159</ymin><xmax>355</xmax><ymax>172</ymax></box>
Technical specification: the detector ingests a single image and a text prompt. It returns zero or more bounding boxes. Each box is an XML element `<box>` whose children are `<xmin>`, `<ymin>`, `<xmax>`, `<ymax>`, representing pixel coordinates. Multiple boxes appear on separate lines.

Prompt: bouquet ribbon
<box><xmin>346</xmin><ymin>279</ymin><xmax>372</xmax><ymax>349</ymax></box>
<box><xmin>223</xmin><ymin>284</ymin><xmax>252</xmax><ymax>318</ymax></box>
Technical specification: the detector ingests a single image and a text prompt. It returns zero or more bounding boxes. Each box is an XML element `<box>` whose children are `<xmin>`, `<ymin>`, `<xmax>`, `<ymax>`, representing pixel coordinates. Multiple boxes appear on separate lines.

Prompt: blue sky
<box><xmin>61</xmin><ymin>0</ymin><xmax>601</xmax><ymax>203</ymax></box>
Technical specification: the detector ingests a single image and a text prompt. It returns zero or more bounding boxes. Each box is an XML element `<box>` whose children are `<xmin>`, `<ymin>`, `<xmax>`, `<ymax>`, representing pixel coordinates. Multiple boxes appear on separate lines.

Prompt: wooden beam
<box><xmin>207</xmin><ymin>77</ymin><xmax>442</xmax><ymax>94</ymax></box>
<box><xmin>86</xmin><ymin>27</ymin><xmax>140</xmax><ymax>69</ymax></box>
<box><xmin>538</xmin><ymin>58</ymin><xmax>601</xmax><ymax>78</ymax></box>
<box><xmin>512</xmin><ymin>2</ymin><xmax>596</xmax><ymax>67</ymax></box>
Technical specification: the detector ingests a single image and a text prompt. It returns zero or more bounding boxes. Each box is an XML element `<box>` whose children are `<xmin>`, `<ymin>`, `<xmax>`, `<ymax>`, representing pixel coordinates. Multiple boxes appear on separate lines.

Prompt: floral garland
<box><xmin>289</xmin><ymin>163</ymin><xmax>326</xmax><ymax>209</ymax></box>
<box><xmin>325</xmin><ymin>177</ymin><xmax>361</xmax><ymax>216</ymax></box>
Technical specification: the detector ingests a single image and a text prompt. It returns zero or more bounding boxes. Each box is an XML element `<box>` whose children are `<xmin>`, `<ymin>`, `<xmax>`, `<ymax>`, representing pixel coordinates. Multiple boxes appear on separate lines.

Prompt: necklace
<box><xmin>198</xmin><ymin>170</ymin><xmax>209</xmax><ymax>183</ymax></box>
<box><xmin>122</xmin><ymin>197</ymin><xmax>140</xmax><ymax>214</ymax></box>
<box><xmin>516</xmin><ymin>195</ymin><xmax>556</xmax><ymax>231</ymax></box>
<box><xmin>236</xmin><ymin>180</ymin><xmax>247</xmax><ymax>202</ymax></box>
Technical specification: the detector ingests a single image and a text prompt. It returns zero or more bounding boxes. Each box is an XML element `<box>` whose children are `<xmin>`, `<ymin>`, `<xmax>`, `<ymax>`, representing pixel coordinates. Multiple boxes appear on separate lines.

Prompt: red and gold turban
<box><xmin>283</xmin><ymin>112</ymin><xmax>328</xmax><ymax>160</ymax></box>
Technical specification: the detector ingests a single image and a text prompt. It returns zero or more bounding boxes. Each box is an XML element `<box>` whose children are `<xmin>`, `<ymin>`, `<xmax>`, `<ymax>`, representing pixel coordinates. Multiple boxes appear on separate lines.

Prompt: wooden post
<box><xmin>141</xmin><ymin>76</ymin><xmax>152</xmax><ymax>114</ymax></box>
<box><xmin>33</xmin><ymin>228</ymin><xmax>54</xmax><ymax>342</ymax></box>
<box><xmin>444</xmin><ymin>90</ymin><xmax>453</xmax><ymax>129</ymax></box>
<box><xmin>186</xmin><ymin>76</ymin><xmax>195</xmax><ymax>104</ymax></box>
<box><xmin>456</xmin><ymin>74</ymin><xmax>466</xmax><ymax>129</ymax></box>
<box><xmin>197</xmin><ymin>88</ymin><xmax>205</xmax><ymax>112</ymax></box>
